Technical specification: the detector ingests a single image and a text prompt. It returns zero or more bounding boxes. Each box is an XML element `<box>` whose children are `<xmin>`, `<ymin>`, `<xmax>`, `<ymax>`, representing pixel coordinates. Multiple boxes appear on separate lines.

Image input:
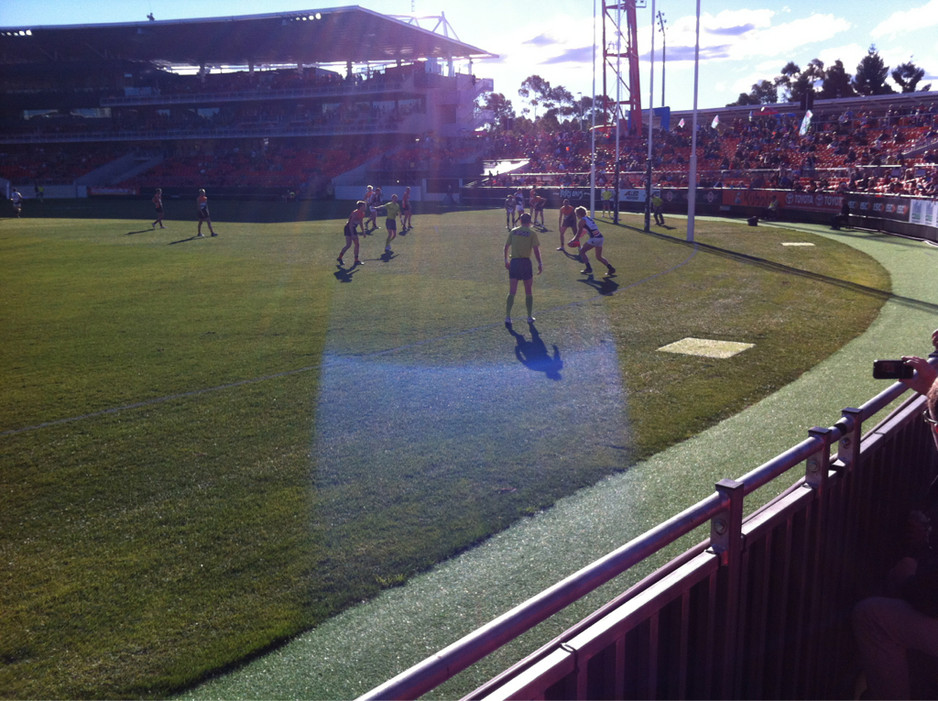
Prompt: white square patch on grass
<box><xmin>658</xmin><ymin>337</ymin><xmax>755</xmax><ymax>359</ymax></box>
<box><xmin>781</xmin><ymin>242</ymin><xmax>815</xmax><ymax>247</ymax></box>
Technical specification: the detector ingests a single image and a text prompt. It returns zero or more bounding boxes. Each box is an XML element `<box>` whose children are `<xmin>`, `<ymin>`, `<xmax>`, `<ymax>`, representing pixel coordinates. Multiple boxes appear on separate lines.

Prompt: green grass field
<box><xmin>0</xmin><ymin>205</ymin><xmax>889</xmax><ymax>698</ymax></box>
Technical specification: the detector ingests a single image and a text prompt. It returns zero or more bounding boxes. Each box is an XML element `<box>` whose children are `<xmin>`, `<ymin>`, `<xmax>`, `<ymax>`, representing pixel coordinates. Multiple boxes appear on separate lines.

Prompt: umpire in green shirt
<box><xmin>504</xmin><ymin>212</ymin><xmax>543</xmax><ymax>325</ymax></box>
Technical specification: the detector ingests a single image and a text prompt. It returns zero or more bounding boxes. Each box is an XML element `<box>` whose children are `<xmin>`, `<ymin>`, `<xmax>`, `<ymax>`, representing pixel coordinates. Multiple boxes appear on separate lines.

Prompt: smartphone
<box><xmin>873</xmin><ymin>359</ymin><xmax>914</xmax><ymax>379</ymax></box>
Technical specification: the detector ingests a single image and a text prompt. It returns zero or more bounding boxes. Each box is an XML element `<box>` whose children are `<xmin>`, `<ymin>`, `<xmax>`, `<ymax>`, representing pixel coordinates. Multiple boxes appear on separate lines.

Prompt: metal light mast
<box><xmin>657</xmin><ymin>10</ymin><xmax>666</xmax><ymax>107</ymax></box>
<box><xmin>602</xmin><ymin>0</ymin><xmax>643</xmax><ymax>135</ymax></box>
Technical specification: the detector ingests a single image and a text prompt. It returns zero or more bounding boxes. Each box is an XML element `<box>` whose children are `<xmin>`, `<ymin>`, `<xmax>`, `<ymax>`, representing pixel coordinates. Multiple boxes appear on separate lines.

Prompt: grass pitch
<box><xmin>0</xmin><ymin>206</ymin><xmax>888</xmax><ymax>698</ymax></box>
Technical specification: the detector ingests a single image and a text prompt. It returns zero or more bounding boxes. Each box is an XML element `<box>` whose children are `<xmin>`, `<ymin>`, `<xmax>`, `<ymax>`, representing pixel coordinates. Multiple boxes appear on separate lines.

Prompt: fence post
<box><xmin>710</xmin><ymin>478</ymin><xmax>744</xmax><ymax>698</ymax></box>
<box><xmin>837</xmin><ymin>407</ymin><xmax>862</xmax><ymax>472</ymax></box>
<box><xmin>803</xmin><ymin>426</ymin><xmax>835</xmax><ymax>697</ymax></box>
<box><xmin>710</xmin><ymin>478</ymin><xmax>744</xmax><ymax>562</ymax></box>
<box><xmin>806</xmin><ymin>426</ymin><xmax>832</xmax><ymax>491</ymax></box>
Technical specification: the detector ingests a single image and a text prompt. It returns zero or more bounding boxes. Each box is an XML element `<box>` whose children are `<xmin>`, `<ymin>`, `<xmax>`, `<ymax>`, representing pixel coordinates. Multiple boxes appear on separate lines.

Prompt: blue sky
<box><xmin>3</xmin><ymin>1</ymin><xmax>937</xmax><ymax>112</ymax></box>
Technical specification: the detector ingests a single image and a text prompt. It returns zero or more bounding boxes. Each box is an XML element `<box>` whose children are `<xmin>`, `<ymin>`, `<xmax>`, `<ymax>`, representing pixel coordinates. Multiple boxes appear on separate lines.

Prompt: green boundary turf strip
<box><xmin>182</xmin><ymin>218</ymin><xmax>938</xmax><ymax>700</ymax></box>
<box><xmin>0</xmin><ymin>207</ymin><xmax>907</xmax><ymax>699</ymax></box>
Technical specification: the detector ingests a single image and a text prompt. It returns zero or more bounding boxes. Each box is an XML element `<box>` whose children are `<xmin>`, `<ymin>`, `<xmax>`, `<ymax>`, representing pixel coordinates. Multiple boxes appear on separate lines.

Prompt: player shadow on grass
<box><xmin>579</xmin><ymin>273</ymin><xmax>619</xmax><ymax>296</ymax></box>
<box><xmin>379</xmin><ymin>251</ymin><xmax>397</xmax><ymax>263</ymax></box>
<box><xmin>334</xmin><ymin>263</ymin><xmax>364</xmax><ymax>283</ymax></box>
<box><xmin>168</xmin><ymin>235</ymin><xmax>202</xmax><ymax>245</ymax></box>
<box><xmin>506</xmin><ymin>322</ymin><xmax>563</xmax><ymax>380</ymax></box>
<box><xmin>126</xmin><ymin>228</ymin><xmax>156</xmax><ymax>235</ymax></box>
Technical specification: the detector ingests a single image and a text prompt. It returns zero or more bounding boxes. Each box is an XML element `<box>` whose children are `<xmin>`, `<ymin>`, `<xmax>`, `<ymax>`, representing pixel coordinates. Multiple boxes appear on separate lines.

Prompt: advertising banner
<box><xmin>619</xmin><ymin>188</ymin><xmax>647</xmax><ymax>203</ymax></box>
<box><xmin>849</xmin><ymin>194</ymin><xmax>911</xmax><ymax>223</ymax></box>
<box><xmin>721</xmin><ymin>190</ymin><xmax>776</xmax><ymax>208</ymax></box>
<box><xmin>781</xmin><ymin>191</ymin><xmax>843</xmax><ymax>214</ymax></box>
<box><xmin>910</xmin><ymin>198</ymin><xmax>938</xmax><ymax>229</ymax></box>
<box><xmin>88</xmin><ymin>186</ymin><xmax>139</xmax><ymax>196</ymax></box>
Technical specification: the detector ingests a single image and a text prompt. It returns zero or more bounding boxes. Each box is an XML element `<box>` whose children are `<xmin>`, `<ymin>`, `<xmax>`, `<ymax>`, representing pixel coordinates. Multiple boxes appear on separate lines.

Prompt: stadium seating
<box><xmin>483</xmin><ymin>102</ymin><xmax>938</xmax><ymax>198</ymax></box>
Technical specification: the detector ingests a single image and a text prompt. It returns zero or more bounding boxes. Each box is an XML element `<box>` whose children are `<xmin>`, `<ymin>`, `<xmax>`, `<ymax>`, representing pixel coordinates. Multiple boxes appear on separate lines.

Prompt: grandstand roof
<box><xmin>0</xmin><ymin>5</ymin><xmax>495</xmax><ymax>68</ymax></box>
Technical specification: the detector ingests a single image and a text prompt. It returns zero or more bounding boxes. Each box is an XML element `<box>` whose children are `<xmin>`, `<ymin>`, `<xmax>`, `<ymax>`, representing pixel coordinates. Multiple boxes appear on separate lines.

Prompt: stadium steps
<box><xmin>75</xmin><ymin>151</ymin><xmax>163</xmax><ymax>186</ymax></box>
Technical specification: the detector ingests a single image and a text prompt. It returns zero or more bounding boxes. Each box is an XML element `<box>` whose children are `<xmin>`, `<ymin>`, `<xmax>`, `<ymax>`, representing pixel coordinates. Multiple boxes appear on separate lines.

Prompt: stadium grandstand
<box><xmin>0</xmin><ymin>6</ymin><xmax>495</xmax><ymax>202</ymax></box>
<box><xmin>3</xmin><ymin>5</ymin><xmax>938</xmax><ymax>238</ymax></box>
<box><xmin>463</xmin><ymin>89</ymin><xmax>938</xmax><ymax>243</ymax></box>
<box><xmin>486</xmin><ymin>95</ymin><xmax>938</xmax><ymax>193</ymax></box>
<box><xmin>4</xmin><ymin>4</ymin><xmax>938</xmax><ymax>232</ymax></box>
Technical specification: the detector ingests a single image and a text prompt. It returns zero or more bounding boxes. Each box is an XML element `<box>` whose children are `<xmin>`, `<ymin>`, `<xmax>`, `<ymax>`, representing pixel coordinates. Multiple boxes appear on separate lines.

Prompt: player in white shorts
<box><xmin>573</xmin><ymin>206</ymin><xmax>616</xmax><ymax>277</ymax></box>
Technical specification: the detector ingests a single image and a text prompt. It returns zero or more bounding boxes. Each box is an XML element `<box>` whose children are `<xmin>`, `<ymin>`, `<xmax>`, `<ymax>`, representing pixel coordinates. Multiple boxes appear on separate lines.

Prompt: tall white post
<box><xmin>614</xmin><ymin>1</ymin><xmax>622</xmax><ymax>224</ymax></box>
<box><xmin>645</xmin><ymin>0</ymin><xmax>655</xmax><ymax>232</ymax></box>
<box><xmin>591</xmin><ymin>0</ymin><xmax>597</xmax><ymax>218</ymax></box>
<box><xmin>687</xmin><ymin>0</ymin><xmax>700</xmax><ymax>243</ymax></box>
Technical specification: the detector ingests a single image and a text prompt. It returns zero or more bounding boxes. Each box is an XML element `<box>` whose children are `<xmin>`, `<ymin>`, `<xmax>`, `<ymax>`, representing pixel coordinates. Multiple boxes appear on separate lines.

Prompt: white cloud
<box><xmin>662</xmin><ymin>10</ymin><xmax>852</xmax><ymax>67</ymax></box>
<box><xmin>707</xmin><ymin>8</ymin><xmax>776</xmax><ymax>33</ymax></box>
<box><xmin>720</xmin><ymin>14</ymin><xmax>852</xmax><ymax>62</ymax></box>
<box><xmin>872</xmin><ymin>0</ymin><xmax>938</xmax><ymax>39</ymax></box>
<box><xmin>815</xmin><ymin>44</ymin><xmax>868</xmax><ymax>73</ymax></box>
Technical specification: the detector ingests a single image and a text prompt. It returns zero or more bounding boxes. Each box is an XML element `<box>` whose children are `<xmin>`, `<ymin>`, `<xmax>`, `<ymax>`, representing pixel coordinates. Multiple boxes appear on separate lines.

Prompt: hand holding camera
<box><xmin>873</xmin><ymin>330</ymin><xmax>938</xmax><ymax>395</ymax></box>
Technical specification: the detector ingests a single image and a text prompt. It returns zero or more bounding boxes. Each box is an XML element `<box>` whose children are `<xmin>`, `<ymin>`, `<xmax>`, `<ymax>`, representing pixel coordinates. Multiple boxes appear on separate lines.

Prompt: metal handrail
<box><xmin>359</xmin><ymin>362</ymin><xmax>932</xmax><ymax>700</ymax></box>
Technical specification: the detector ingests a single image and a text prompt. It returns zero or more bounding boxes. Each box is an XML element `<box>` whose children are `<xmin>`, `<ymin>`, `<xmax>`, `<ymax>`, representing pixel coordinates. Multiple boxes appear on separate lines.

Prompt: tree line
<box><xmin>478</xmin><ymin>75</ymin><xmax>606</xmax><ymax>133</ymax></box>
<box><xmin>476</xmin><ymin>46</ymin><xmax>931</xmax><ymax>132</ymax></box>
<box><xmin>728</xmin><ymin>45</ymin><xmax>931</xmax><ymax>107</ymax></box>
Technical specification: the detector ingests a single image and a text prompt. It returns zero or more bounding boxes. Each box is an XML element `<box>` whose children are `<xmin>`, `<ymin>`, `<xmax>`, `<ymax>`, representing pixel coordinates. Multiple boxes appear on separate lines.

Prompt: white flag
<box><xmin>799</xmin><ymin>109</ymin><xmax>813</xmax><ymax>136</ymax></box>
<box><xmin>711</xmin><ymin>114</ymin><xmax>720</xmax><ymax>129</ymax></box>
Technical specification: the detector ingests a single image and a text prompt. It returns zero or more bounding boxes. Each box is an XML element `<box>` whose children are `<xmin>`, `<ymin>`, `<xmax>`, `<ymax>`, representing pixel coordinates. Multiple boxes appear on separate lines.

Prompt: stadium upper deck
<box><xmin>0</xmin><ymin>7</ymin><xmax>495</xmax><ymax>144</ymax></box>
<box><xmin>0</xmin><ymin>7</ymin><xmax>494</xmax><ymax>67</ymax></box>
<box><xmin>0</xmin><ymin>7</ymin><xmax>497</xmax><ymax>196</ymax></box>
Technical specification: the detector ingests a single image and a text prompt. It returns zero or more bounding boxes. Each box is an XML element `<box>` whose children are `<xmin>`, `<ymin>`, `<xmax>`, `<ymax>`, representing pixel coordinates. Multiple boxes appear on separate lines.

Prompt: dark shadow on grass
<box><xmin>334</xmin><ymin>264</ymin><xmax>362</xmax><ymax>283</ymax></box>
<box><xmin>506</xmin><ymin>322</ymin><xmax>563</xmax><ymax>380</ymax></box>
<box><xmin>168</xmin><ymin>235</ymin><xmax>200</xmax><ymax>245</ymax></box>
<box><xmin>632</xmin><ymin>225</ymin><xmax>938</xmax><ymax>315</ymax></box>
<box><xmin>578</xmin><ymin>273</ymin><xmax>620</xmax><ymax>296</ymax></box>
<box><xmin>126</xmin><ymin>228</ymin><xmax>155</xmax><ymax>235</ymax></box>
<box><xmin>379</xmin><ymin>251</ymin><xmax>397</xmax><ymax>263</ymax></box>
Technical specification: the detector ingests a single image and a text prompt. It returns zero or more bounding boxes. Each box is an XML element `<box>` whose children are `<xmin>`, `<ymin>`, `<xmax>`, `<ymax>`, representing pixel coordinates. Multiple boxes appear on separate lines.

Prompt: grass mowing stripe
<box><xmin>3</xmin><ymin>249</ymin><xmax>689</xmax><ymax>438</ymax></box>
<box><xmin>1</xmin><ymin>363</ymin><xmax>324</xmax><ymax>437</ymax></box>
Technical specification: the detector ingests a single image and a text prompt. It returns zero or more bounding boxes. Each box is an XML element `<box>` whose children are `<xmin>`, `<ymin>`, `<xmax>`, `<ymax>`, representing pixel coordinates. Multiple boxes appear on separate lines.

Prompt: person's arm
<box><xmin>900</xmin><ymin>329</ymin><xmax>938</xmax><ymax>395</ymax></box>
<box><xmin>504</xmin><ymin>241</ymin><xmax>511</xmax><ymax>270</ymax></box>
<box><xmin>902</xmin><ymin>355</ymin><xmax>938</xmax><ymax>395</ymax></box>
<box><xmin>901</xmin><ymin>357</ymin><xmax>937</xmax><ymax>396</ymax></box>
<box><xmin>533</xmin><ymin>245</ymin><xmax>543</xmax><ymax>275</ymax></box>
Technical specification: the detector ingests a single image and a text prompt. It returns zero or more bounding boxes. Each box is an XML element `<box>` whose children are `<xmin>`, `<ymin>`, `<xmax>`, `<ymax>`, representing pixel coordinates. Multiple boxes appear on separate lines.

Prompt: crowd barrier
<box><xmin>461</xmin><ymin>185</ymin><xmax>938</xmax><ymax>243</ymax></box>
<box><xmin>361</xmin><ymin>362</ymin><xmax>938</xmax><ymax>700</ymax></box>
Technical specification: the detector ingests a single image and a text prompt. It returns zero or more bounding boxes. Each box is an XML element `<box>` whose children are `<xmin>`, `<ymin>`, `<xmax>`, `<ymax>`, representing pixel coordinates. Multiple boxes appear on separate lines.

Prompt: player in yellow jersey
<box><xmin>379</xmin><ymin>193</ymin><xmax>402</xmax><ymax>253</ymax></box>
<box><xmin>503</xmin><ymin>212</ymin><xmax>543</xmax><ymax>325</ymax></box>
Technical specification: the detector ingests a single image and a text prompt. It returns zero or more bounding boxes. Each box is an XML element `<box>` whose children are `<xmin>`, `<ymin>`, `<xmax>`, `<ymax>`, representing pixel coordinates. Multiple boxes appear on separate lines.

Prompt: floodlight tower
<box><xmin>602</xmin><ymin>0</ymin><xmax>643</xmax><ymax>135</ymax></box>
